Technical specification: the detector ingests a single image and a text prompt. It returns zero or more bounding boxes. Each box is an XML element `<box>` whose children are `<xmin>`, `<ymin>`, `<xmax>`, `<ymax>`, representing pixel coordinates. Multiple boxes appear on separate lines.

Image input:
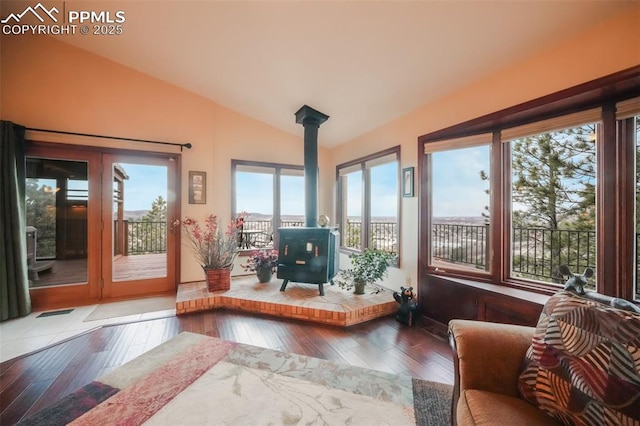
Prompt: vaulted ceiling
<box><xmin>47</xmin><ymin>1</ymin><xmax>636</xmax><ymax>146</ymax></box>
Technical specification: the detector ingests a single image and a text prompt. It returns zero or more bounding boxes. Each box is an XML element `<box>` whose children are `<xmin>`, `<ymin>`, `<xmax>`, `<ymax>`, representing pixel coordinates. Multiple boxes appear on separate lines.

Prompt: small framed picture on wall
<box><xmin>402</xmin><ymin>167</ymin><xmax>414</xmax><ymax>197</ymax></box>
<box><xmin>189</xmin><ymin>171</ymin><xmax>206</xmax><ymax>204</ymax></box>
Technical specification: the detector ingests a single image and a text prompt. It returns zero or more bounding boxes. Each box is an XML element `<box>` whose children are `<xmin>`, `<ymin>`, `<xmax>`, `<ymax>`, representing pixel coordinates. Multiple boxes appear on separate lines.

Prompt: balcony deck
<box><xmin>28</xmin><ymin>254</ymin><xmax>167</xmax><ymax>288</ymax></box>
<box><xmin>176</xmin><ymin>275</ymin><xmax>398</xmax><ymax>327</ymax></box>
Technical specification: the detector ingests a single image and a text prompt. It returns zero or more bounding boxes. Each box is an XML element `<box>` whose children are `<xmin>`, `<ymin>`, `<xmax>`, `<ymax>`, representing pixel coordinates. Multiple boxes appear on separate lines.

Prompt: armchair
<box><xmin>448</xmin><ymin>320</ymin><xmax>559</xmax><ymax>425</ymax></box>
<box><xmin>449</xmin><ymin>290</ymin><xmax>640</xmax><ymax>426</ymax></box>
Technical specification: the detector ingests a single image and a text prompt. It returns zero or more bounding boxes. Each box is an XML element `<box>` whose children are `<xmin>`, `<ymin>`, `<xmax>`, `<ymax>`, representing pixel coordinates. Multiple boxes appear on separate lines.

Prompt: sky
<box><xmin>431</xmin><ymin>145</ymin><xmax>490</xmax><ymax>218</ymax></box>
<box><xmin>119</xmin><ymin>163</ymin><xmax>168</xmax><ymax>211</ymax></box>
<box><xmin>236</xmin><ymin>162</ymin><xmax>400</xmax><ymax>219</ymax></box>
<box><xmin>236</xmin><ymin>171</ymin><xmax>306</xmax><ymax>216</ymax></box>
<box><xmin>117</xmin><ymin>136</ymin><xmax>599</xmax><ymax>218</ymax></box>
<box><xmin>235</xmin><ymin>155</ymin><xmax>488</xmax><ymax>220</ymax></box>
<box><xmin>345</xmin><ymin>162</ymin><xmax>398</xmax><ymax>218</ymax></box>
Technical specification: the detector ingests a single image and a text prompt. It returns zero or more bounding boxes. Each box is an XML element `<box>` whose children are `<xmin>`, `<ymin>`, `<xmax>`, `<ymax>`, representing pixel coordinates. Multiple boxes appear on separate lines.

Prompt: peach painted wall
<box><xmin>0</xmin><ymin>34</ymin><xmax>331</xmax><ymax>283</ymax></box>
<box><xmin>332</xmin><ymin>5</ymin><xmax>640</xmax><ymax>292</ymax></box>
<box><xmin>2</xmin><ymin>4</ymin><xmax>638</xmax><ymax>291</ymax></box>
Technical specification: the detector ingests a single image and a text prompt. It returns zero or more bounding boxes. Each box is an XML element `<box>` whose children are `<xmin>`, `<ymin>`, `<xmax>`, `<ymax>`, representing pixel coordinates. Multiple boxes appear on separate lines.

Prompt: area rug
<box><xmin>17</xmin><ymin>332</ymin><xmax>452</xmax><ymax>425</ymax></box>
<box><xmin>83</xmin><ymin>296</ymin><xmax>176</xmax><ymax>322</ymax></box>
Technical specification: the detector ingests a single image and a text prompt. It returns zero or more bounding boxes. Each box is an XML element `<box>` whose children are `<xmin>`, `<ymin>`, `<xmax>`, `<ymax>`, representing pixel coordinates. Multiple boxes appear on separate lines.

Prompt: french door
<box><xmin>26</xmin><ymin>143</ymin><xmax>180</xmax><ymax>309</ymax></box>
<box><xmin>101</xmin><ymin>153</ymin><xmax>177</xmax><ymax>299</ymax></box>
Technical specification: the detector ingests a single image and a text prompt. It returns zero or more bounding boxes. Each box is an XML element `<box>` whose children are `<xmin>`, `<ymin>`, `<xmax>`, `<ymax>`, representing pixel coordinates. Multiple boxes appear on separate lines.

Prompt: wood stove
<box><xmin>277</xmin><ymin>105</ymin><xmax>338</xmax><ymax>295</ymax></box>
<box><xmin>277</xmin><ymin>227</ymin><xmax>339</xmax><ymax>296</ymax></box>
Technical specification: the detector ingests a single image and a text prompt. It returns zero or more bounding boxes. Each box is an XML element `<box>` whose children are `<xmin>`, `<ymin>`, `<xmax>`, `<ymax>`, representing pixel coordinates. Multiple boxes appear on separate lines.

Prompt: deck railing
<box><xmin>343</xmin><ymin>220</ymin><xmax>398</xmax><ymax>255</ymax></box>
<box><xmin>511</xmin><ymin>227</ymin><xmax>596</xmax><ymax>282</ymax></box>
<box><xmin>430</xmin><ymin>223</ymin><xmax>618</xmax><ymax>285</ymax></box>
<box><xmin>432</xmin><ymin>223</ymin><xmax>490</xmax><ymax>270</ymax></box>
<box><xmin>242</xmin><ymin>220</ymin><xmax>303</xmax><ymax>232</ymax></box>
<box><xmin>243</xmin><ymin>219</ymin><xmax>400</xmax><ymax>255</ymax></box>
<box><xmin>42</xmin><ymin>218</ymin><xmax>640</xmax><ymax>296</ymax></box>
<box><xmin>114</xmin><ymin>220</ymin><xmax>167</xmax><ymax>255</ymax></box>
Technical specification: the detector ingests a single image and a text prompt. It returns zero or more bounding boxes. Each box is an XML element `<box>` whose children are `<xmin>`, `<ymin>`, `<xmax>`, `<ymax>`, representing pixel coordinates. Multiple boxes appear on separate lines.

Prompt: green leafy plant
<box><xmin>334</xmin><ymin>249</ymin><xmax>394</xmax><ymax>293</ymax></box>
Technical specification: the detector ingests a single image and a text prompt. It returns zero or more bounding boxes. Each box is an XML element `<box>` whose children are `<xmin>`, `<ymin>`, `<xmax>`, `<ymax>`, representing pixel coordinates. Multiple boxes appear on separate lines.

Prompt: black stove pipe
<box><xmin>295</xmin><ymin>105</ymin><xmax>329</xmax><ymax>227</ymax></box>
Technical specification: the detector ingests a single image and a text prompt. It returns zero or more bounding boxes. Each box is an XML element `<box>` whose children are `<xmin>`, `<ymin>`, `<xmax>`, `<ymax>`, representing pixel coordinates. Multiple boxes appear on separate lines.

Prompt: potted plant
<box><xmin>174</xmin><ymin>213</ymin><xmax>247</xmax><ymax>291</ymax></box>
<box><xmin>242</xmin><ymin>249</ymin><xmax>279</xmax><ymax>283</ymax></box>
<box><xmin>334</xmin><ymin>248</ymin><xmax>395</xmax><ymax>294</ymax></box>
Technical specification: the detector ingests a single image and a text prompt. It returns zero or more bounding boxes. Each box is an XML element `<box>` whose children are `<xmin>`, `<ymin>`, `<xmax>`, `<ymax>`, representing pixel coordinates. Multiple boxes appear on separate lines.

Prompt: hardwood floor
<box><xmin>0</xmin><ymin>311</ymin><xmax>454</xmax><ymax>425</ymax></box>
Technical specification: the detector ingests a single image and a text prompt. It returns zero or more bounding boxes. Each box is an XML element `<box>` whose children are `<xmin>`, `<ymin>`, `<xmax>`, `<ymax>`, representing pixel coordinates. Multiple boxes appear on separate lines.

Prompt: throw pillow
<box><xmin>518</xmin><ymin>290</ymin><xmax>640</xmax><ymax>425</ymax></box>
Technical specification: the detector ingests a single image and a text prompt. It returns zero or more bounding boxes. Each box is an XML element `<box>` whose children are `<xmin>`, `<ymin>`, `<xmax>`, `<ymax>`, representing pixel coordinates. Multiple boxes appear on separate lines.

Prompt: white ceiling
<box><xmin>52</xmin><ymin>0</ymin><xmax>634</xmax><ymax>147</ymax></box>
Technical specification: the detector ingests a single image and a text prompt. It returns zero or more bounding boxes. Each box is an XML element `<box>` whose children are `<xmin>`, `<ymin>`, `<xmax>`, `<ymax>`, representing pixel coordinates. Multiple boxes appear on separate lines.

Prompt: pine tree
<box><xmin>130</xmin><ymin>196</ymin><xmax>167</xmax><ymax>254</ymax></box>
<box><xmin>510</xmin><ymin>124</ymin><xmax>596</xmax><ymax>282</ymax></box>
<box><xmin>142</xmin><ymin>196</ymin><xmax>167</xmax><ymax>222</ymax></box>
<box><xmin>25</xmin><ymin>179</ymin><xmax>57</xmax><ymax>257</ymax></box>
<box><xmin>511</xmin><ymin>125</ymin><xmax>596</xmax><ymax>229</ymax></box>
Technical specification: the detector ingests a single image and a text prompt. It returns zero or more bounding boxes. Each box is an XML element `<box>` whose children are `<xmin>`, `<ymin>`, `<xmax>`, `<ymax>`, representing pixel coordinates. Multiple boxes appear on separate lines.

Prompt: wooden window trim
<box><xmin>418</xmin><ymin>65</ymin><xmax>640</xmax><ymax>298</ymax></box>
<box><xmin>335</xmin><ymin>146</ymin><xmax>401</xmax><ymax>259</ymax></box>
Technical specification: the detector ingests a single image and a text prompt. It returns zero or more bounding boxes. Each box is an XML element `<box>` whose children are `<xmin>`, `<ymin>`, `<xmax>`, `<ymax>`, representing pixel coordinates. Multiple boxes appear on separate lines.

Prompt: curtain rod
<box><xmin>25</xmin><ymin>127</ymin><xmax>192</xmax><ymax>151</ymax></box>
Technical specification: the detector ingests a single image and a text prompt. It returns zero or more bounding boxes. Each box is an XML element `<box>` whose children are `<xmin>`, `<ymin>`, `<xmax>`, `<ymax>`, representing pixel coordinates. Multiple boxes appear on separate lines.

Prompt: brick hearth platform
<box><xmin>176</xmin><ymin>275</ymin><xmax>398</xmax><ymax>327</ymax></box>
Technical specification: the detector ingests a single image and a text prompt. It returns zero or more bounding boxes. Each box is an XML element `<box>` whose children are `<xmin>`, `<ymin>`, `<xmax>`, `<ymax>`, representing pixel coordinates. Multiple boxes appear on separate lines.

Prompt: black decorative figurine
<box><xmin>393</xmin><ymin>286</ymin><xmax>418</xmax><ymax>326</ymax></box>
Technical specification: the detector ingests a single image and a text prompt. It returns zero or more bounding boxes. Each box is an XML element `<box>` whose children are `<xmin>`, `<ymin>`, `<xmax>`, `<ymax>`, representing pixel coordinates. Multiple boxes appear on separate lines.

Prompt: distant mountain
<box><xmin>124</xmin><ymin>210</ymin><xmax>148</xmax><ymax>220</ymax></box>
<box><xmin>245</xmin><ymin>212</ymin><xmax>274</xmax><ymax>221</ymax></box>
<box><xmin>433</xmin><ymin>217</ymin><xmax>487</xmax><ymax>225</ymax></box>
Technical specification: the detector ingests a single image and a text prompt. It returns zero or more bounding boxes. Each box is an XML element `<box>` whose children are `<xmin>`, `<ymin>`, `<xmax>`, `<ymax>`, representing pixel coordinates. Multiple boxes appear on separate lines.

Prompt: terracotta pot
<box><xmin>203</xmin><ymin>267</ymin><xmax>231</xmax><ymax>292</ymax></box>
<box><xmin>354</xmin><ymin>280</ymin><xmax>366</xmax><ymax>295</ymax></box>
<box><xmin>256</xmin><ymin>267</ymin><xmax>272</xmax><ymax>283</ymax></box>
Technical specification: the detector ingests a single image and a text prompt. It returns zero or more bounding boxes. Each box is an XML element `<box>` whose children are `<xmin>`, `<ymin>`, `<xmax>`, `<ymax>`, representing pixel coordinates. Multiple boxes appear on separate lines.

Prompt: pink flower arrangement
<box><xmin>175</xmin><ymin>213</ymin><xmax>248</xmax><ymax>269</ymax></box>
<box><xmin>242</xmin><ymin>249</ymin><xmax>279</xmax><ymax>273</ymax></box>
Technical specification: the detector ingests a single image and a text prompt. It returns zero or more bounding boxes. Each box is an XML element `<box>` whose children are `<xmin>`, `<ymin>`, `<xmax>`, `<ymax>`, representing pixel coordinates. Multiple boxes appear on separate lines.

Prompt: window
<box><xmin>426</xmin><ymin>139</ymin><xmax>492</xmax><ymax>274</ymax></box>
<box><xmin>232</xmin><ymin>160</ymin><xmax>303</xmax><ymax>249</ymax></box>
<box><xmin>504</xmin><ymin>111</ymin><xmax>599</xmax><ymax>289</ymax></box>
<box><xmin>418</xmin><ymin>68</ymin><xmax>640</xmax><ymax>300</ymax></box>
<box><xmin>337</xmin><ymin>147</ymin><xmax>399</xmax><ymax>257</ymax></box>
<box><xmin>424</xmin><ymin>114</ymin><xmax>601</xmax><ymax>291</ymax></box>
<box><xmin>635</xmin><ymin>113</ymin><xmax>640</xmax><ymax>300</ymax></box>
<box><xmin>25</xmin><ymin>157</ymin><xmax>89</xmax><ymax>287</ymax></box>
<box><xmin>617</xmin><ymin>97</ymin><xmax>640</xmax><ymax>300</ymax></box>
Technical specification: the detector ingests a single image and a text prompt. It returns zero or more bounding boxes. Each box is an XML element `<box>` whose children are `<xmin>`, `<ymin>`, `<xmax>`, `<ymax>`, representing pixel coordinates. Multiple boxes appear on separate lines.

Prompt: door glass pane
<box><xmin>430</xmin><ymin>145</ymin><xmax>491</xmax><ymax>272</ymax></box>
<box><xmin>112</xmin><ymin>163</ymin><xmax>167</xmax><ymax>282</ymax></box>
<box><xmin>26</xmin><ymin>158</ymin><xmax>88</xmax><ymax>287</ymax></box>
<box><xmin>369</xmin><ymin>162</ymin><xmax>398</xmax><ymax>256</ymax></box>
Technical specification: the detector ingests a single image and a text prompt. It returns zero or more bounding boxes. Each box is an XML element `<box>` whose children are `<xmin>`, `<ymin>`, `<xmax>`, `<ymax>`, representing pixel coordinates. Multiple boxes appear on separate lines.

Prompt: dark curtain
<box><xmin>0</xmin><ymin>121</ymin><xmax>31</xmax><ymax>321</ymax></box>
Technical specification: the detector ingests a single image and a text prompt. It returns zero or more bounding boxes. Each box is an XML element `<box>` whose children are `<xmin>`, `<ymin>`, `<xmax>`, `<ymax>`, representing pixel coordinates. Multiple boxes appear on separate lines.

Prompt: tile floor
<box><xmin>0</xmin><ymin>298</ymin><xmax>176</xmax><ymax>363</ymax></box>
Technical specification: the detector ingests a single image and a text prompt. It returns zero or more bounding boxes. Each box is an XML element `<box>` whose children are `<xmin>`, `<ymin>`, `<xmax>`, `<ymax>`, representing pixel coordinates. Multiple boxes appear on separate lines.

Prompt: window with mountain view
<box><xmin>338</xmin><ymin>167</ymin><xmax>362</xmax><ymax>251</ymax></box>
<box><xmin>336</xmin><ymin>147</ymin><xmax>399</xmax><ymax>257</ymax></box>
<box><xmin>427</xmin><ymin>141</ymin><xmax>492</xmax><ymax>274</ymax></box>
<box><xmin>420</xmin><ymin>82</ymin><xmax>638</xmax><ymax>301</ymax></box>
<box><xmin>232</xmin><ymin>161</ymin><xmax>304</xmax><ymax>249</ymax></box>
<box><xmin>506</xmin><ymin>115</ymin><xmax>598</xmax><ymax>290</ymax></box>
